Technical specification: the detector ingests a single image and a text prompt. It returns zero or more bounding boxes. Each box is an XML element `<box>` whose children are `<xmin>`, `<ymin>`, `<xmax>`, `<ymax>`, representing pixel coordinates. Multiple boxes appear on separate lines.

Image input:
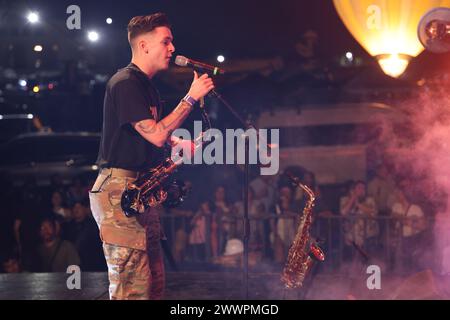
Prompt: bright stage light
<box><xmin>217</xmin><ymin>55</ymin><xmax>225</xmax><ymax>63</ymax></box>
<box><xmin>34</xmin><ymin>45</ymin><xmax>43</xmax><ymax>52</ymax></box>
<box><xmin>19</xmin><ymin>79</ymin><xmax>27</xmax><ymax>87</ymax></box>
<box><xmin>106</xmin><ymin>18</ymin><xmax>113</xmax><ymax>24</ymax></box>
<box><xmin>345</xmin><ymin>52</ymin><xmax>353</xmax><ymax>61</ymax></box>
<box><xmin>27</xmin><ymin>12</ymin><xmax>39</xmax><ymax>24</ymax></box>
<box><xmin>87</xmin><ymin>31</ymin><xmax>99</xmax><ymax>42</ymax></box>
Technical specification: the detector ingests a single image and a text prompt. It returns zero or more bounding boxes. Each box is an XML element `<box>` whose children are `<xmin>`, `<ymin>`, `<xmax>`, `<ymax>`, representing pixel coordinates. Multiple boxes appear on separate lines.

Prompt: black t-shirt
<box><xmin>96</xmin><ymin>63</ymin><xmax>165</xmax><ymax>171</ymax></box>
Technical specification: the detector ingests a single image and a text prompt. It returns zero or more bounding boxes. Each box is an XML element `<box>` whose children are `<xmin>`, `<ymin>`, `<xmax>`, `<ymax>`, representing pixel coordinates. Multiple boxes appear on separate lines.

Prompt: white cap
<box><xmin>224</xmin><ymin>239</ymin><xmax>244</xmax><ymax>256</ymax></box>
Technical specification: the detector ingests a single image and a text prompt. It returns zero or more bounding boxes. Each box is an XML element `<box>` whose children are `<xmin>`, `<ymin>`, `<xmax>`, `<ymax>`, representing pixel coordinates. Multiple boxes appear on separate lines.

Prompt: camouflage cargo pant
<box><xmin>90</xmin><ymin>171</ymin><xmax>165</xmax><ymax>300</ymax></box>
<box><xmin>103</xmin><ymin>242</ymin><xmax>165</xmax><ymax>300</ymax></box>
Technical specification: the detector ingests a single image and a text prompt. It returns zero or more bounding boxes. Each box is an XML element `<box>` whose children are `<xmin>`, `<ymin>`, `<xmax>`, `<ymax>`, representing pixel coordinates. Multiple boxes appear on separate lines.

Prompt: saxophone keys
<box><xmin>147</xmin><ymin>195</ymin><xmax>158</xmax><ymax>207</ymax></box>
<box><xmin>157</xmin><ymin>189</ymin><xmax>168</xmax><ymax>203</ymax></box>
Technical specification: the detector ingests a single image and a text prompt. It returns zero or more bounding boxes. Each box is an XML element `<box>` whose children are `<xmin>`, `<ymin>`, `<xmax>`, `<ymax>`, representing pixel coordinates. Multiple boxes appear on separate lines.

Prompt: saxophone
<box><xmin>121</xmin><ymin>133</ymin><xmax>204</xmax><ymax>217</ymax></box>
<box><xmin>281</xmin><ymin>173</ymin><xmax>325</xmax><ymax>289</ymax></box>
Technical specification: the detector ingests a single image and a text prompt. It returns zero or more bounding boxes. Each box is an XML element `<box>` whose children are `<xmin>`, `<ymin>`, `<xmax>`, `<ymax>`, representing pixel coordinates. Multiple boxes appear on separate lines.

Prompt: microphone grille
<box><xmin>174</xmin><ymin>55</ymin><xmax>189</xmax><ymax>67</ymax></box>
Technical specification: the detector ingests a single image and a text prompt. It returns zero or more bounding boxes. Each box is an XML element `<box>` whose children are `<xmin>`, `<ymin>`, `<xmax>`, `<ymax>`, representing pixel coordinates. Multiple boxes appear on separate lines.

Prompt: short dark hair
<box><xmin>72</xmin><ymin>198</ymin><xmax>89</xmax><ymax>208</ymax></box>
<box><xmin>127</xmin><ymin>12</ymin><xmax>170</xmax><ymax>45</ymax></box>
<box><xmin>40</xmin><ymin>216</ymin><xmax>57</xmax><ymax>229</ymax></box>
<box><xmin>351</xmin><ymin>180</ymin><xmax>366</xmax><ymax>191</ymax></box>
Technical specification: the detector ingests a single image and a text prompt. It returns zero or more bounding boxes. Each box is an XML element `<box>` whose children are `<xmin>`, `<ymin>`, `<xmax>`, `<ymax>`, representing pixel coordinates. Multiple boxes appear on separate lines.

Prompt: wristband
<box><xmin>183</xmin><ymin>94</ymin><xmax>197</xmax><ymax>107</ymax></box>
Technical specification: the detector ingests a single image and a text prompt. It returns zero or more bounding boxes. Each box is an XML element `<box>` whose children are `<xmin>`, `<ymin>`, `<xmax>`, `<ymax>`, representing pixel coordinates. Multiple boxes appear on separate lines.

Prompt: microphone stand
<box><xmin>209</xmin><ymin>89</ymin><xmax>261</xmax><ymax>300</ymax></box>
<box><xmin>243</xmin><ymin>136</ymin><xmax>250</xmax><ymax>300</ymax></box>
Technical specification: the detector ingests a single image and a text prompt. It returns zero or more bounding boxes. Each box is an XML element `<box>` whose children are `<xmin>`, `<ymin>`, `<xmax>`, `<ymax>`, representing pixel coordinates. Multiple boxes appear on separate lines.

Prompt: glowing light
<box><xmin>19</xmin><ymin>79</ymin><xmax>27</xmax><ymax>87</ymax></box>
<box><xmin>32</xmin><ymin>85</ymin><xmax>40</xmax><ymax>93</ymax></box>
<box><xmin>333</xmin><ymin>0</ymin><xmax>450</xmax><ymax>77</ymax></box>
<box><xmin>106</xmin><ymin>18</ymin><xmax>113</xmax><ymax>24</ymax></box>
<box><xmin>87</xmin><ymin>31</ymin><xmax>99</xmax><ymax>42</ymax></box>
<box><xmin>48</xmin><ymin>83</ymin><xmax>54</xmax><ymax>90</ymax></box>
<box><xmin>34</xmin><ymin>45</ymin><xmax>43</xmax><ymax>52</ymax></box>
<box><xmin>345</xmin><ymin>51</ymin><xmax>353</xmax><ymax>61</ymax></box>
<box><xmin>377</xmin><ymin>54</ymin><xmax>411</xmax><ymax>78</ymax></box>
<box><xmin>91</xmin><ymin>165</ymin><xmax>99</xmax><ymax>171</ymax></box>
<box><xmin>217</xmin><ymin>55</ymin><xmax>225</xmax><ymax>63</ymax></box>
<box><xmin>417</xmin><ymin>78</ymin><xmax>426</xmax><ymax>86</ymax></box>
<box><xmin>27</xmin><ymin>12</ymin><xmax>39</xmax><ymax>24</ymax></box>
<box><xmin>27</xmin><ymin>114</ymin><xmax>34</xmax><ymax>119</ymax></box>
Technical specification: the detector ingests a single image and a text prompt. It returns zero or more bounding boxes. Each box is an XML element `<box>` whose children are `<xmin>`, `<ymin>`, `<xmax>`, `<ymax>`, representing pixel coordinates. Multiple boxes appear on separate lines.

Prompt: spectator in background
<box><xmin>163</xmin><ymin>179</ymin><xmax>195</xmax><ymax>264</ymax></box>
<box><xmin>63</xmin><ymin>201</ymin><xmax>106</xmax><ymax>271</ymax></box>
<box><xmin>1</xmin><ymin>254</ymin><xmax>22</xmax><ymax>273</ymax></box>
<box><xmin>66</xmin><ymin>177</ymin><xmax>88</xmax><ymax>207</ymax></box>
<box><xmin>390</xmin><ymin>181</ymin><xmax>427</xmax><ymax>273</ymax></box>
<box><xmin>207</xmin><ymin>166</ymin><xmax>242</xmax><ymax>203</ymax></box>
<box><xmin>13</xmin><ymin>206</ymin><xmax>44</xmax><ymax>272</ymax></box>
<box><xmin>367</xmin><ymin>164</ymin><xmax>396</xmax><ymax>216</ymax></box>
<box><xmin>270</xmin><ymin>28</ymin><xmax>332</xmax><ymax>104</ymax></box>
<box><xmin>188</xmin><ymin>202</ymin><xmax>209</xmax><ymax>262</ymax></box>
<box><xmin>234</xmin><ymin>187</ymin><xmax>266</xmax><ymax>251</ymax></box>
<box><xmin>211</xmin><ymin>186</ymin><xmax>235</xmax><ymax>255</ymax></box>
<box><xmin>249</xmin><ymin>173</ymin><xmax>277</xmax><ymax>213</ymax></box>
<box><xmin>249</xmin><ymin>172</ymin><xmax>278</xmax><ymax>259</ymax></box>
<box><xmin>367</xmin><ymin>164</ymin><xmax>396</xmax><ymax>255</ymax></box>
<box><xmin>50</xmin><ymin>190</ymin><xmax>71</xmax><ymax>222</ymax></box>
<box><xmin>37</xmin><ymin>217</ymin><xmax>80</xmax><ymax>272</ymax></box>
<box><xmin>271</xmin><ymin>185</ymin><xmax>297</xmax><ymax>264</ymax></box>
<box><xmin>340</xmin><ymin>181</ymin><xmax>379</xmax><ymax>259</ymax></box>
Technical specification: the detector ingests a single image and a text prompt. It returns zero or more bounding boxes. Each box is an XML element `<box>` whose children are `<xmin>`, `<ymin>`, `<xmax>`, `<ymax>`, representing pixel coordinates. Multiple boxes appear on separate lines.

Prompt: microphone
<box><xmin>418</xmin><ymin>7</ymin><xmax>450</xmax><ymax>53</ymax></box>
<box><xmin>174</xmin><ymin>55</ymin><xmax>225</xmax><ymax>75</ymax></box>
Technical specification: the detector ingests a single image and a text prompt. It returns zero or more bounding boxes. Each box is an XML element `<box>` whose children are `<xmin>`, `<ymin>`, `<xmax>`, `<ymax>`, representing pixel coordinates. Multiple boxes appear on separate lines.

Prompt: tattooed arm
<box><xmin>133</xmin><ymin>100</ymin><xmax>193</xmax><ymax>147</ymax></box>
<box><xmin>133</xmin><ymin>71</ymin><xmax>214</xmax><ymax>147</ymax></box>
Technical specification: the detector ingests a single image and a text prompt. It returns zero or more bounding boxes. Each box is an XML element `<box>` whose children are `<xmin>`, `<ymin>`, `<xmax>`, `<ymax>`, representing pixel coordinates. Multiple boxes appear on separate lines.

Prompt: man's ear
<box><xmin>138</xmin><ymin>39</ymin><xmax>148</xmax><ymax>54</ymax></box>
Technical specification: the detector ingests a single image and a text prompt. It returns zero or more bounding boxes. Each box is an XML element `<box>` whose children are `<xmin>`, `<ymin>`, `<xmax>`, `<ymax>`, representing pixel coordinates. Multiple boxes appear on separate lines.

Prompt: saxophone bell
<box><xmin>121</xmin><ymin>187</ymin><xmax>142</xmax><ymax>217</ymax></box>
<box><xmin>309</xmin><ymin>241</ymin><xmax>325</xmax><ymax>262</ymax></box>
<box><xmin>162</xmin><ymin>179</ymin><xmax>191</xmax><ymax>209</ymax></box>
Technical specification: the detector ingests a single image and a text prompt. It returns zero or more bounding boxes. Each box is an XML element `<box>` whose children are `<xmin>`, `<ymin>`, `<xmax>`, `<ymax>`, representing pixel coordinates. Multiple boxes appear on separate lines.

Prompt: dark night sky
<box><xmin>13</xmin><ymin>0</ymin><xmax>361</xmax><ymax>59</ymax></box>
<box><xmin>2</xmin><ymin>0</ymin><xmax>448</xmax><ymax>77</ymax></box>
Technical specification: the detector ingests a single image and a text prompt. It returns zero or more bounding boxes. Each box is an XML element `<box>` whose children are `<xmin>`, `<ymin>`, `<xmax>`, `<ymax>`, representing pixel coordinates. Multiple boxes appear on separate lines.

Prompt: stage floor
<box><xmin>0</xmin><ymin>271</ymin><xmax>448</xmax><ymax>300</ymax></box>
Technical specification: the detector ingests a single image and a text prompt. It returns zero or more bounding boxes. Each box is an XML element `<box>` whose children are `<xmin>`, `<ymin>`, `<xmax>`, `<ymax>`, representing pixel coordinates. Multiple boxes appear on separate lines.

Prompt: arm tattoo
<box><xmin>159</xmin><ymin>100</ymin><xmax>192</xmax><ymax>130</ymax></box>
<box><xmin>137</xmin><ymin>121</ymin><xmax>158</xmax><ymax>134</ymax></box>
<box><xmin>136</xmin><ymin>101</ymin><xmax>192</xmax><ymax>136</ymax></box>
<box><xmin>174</xmin><ymin>100</ymin><xmax>193</xmax><ymax>116</ymax></box>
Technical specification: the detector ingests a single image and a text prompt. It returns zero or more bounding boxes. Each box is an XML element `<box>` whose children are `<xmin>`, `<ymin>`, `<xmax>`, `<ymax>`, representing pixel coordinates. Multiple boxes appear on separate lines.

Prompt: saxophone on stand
<box><xmin>281</xmin><ymin>173</ymin><xmax>325</xmax><ymax>289</ymax></box>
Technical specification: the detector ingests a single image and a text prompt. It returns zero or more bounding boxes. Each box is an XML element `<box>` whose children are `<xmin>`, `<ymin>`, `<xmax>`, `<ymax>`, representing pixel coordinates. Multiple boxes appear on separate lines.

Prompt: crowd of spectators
<box><xmin>1</xmin><ymin>162</ymin><xmax>448</xmax><ymax>277</ymax></box>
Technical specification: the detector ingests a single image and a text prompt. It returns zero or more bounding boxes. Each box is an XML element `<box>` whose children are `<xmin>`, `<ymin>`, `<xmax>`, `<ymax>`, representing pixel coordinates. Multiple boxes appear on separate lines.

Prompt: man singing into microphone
<box><xmin>89</xmin><ymin>13</ymin><xmax>214</xmax><ymax>300</ymax></box>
